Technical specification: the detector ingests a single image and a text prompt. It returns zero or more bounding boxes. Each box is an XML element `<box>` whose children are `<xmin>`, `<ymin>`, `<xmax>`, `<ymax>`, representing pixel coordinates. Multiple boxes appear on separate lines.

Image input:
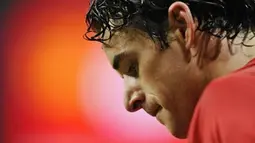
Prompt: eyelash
<box><xmin>128</xmin><ymin>63</ymin><xmax>139</xmax><ymax>78</ymax></box>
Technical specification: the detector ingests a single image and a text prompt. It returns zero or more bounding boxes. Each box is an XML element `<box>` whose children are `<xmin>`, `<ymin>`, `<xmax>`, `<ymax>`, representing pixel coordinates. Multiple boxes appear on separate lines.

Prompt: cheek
<box><xmin>140</xmin><ymin>59</ymin><xmax>174</xmax><ymax>102</ymax></box>
<box><xmin>138</xmin><ymin>48</ymin><xmax>190</xmax><ymax>104</ymax></box>
<box><xmin>139</xmin><ymin>56</ymin><xmax>189</xmax><ymax>108</ymax></box>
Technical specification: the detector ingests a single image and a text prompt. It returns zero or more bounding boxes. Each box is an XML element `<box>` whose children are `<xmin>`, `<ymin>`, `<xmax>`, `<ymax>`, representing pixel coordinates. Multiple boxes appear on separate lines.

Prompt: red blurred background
<box><xmin>2</xmin><ymin>0</ymin><xmax>184</xmax><ymax>143</ymax></box>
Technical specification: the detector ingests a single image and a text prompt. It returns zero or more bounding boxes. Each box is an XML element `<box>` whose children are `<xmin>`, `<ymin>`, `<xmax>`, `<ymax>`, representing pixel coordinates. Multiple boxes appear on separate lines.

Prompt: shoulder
<box><xmin>198</xmin><ymin>71</ymin><xmax>255</xmax><ymax>118</ymax></box>
<box><xmin>203</xmin><ymin>59</ymin><xmax>255</xmax><ymax>99</ymax></box>
<box><xmin>201</xmin><ymin>71</ymin><xmax>255</xmax><ymax>108</ymax></box>
<box><xmin>188</xmin><ymin>71</ymin><xmax>255</xmax><ymax>143</ymax></box>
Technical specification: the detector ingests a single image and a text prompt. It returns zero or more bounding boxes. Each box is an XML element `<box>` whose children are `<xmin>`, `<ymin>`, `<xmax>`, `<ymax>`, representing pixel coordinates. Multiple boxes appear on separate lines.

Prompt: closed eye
<box><xmin>127</xmin><ymin>63</ymin><xmax>139</xmax><ymax>78</ymax></box>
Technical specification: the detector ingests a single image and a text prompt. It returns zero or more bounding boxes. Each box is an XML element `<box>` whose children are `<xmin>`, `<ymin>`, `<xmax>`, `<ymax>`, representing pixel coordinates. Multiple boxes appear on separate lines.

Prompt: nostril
<box><xmin>132</xmin><ymin>100</ymin><xmax>143</xmax><ymax>112</ymax></box>
<box><xmin>125</xmin><ymin>90</ymin><xmax>145</xmax><ymax>112</ymax></box>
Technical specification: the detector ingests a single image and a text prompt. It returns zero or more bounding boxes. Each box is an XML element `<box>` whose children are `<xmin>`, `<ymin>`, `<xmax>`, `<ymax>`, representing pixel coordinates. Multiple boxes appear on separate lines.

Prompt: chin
<box><xmin>165</xmin><ymin>123</ymin><xmax>188</xmax><ymax>139</ymax></box>
<box><xmin>159</xmin><ymin>109</ymin><xmax>190</xmax><ymax>139</ymax></box>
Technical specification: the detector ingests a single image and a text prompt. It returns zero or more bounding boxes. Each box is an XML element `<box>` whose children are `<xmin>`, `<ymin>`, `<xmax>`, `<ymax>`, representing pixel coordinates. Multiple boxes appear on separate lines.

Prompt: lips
<box><xmin>139</xmin><ymin>95</ymin><xmax>164</xmax><ymax>124</ymax></box>
<box><xmin>144</xmin><ymin>103</ymin><xmax>162</xmax><ymax>117</ymax></box>
<box><xmin>156</xmin><ymin>108</ymin><xmax>164</xmax><ymax>125</ymax></box>
<box><xmin>153</xmin><ymin>105</ymin><xmax>162</xmax><ymax>117</ymax></box>
<box><xmin>143</xmin><ymin>103</ymin><xmax>164</xmax><ymax>125</ymax></box>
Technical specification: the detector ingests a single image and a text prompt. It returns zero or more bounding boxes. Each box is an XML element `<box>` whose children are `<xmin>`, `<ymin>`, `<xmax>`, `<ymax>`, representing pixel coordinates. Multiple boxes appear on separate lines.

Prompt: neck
<box><xmin>206</xmin><ymin>37</ymin><xmax>255</xmax><ymax>79</ymax></box>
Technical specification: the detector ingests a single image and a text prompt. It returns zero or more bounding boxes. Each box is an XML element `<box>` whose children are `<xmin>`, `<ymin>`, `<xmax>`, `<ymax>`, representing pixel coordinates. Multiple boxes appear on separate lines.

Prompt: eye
<box><xmin>127</xmin><ymin>63</ymin><xmax>139</xmax><ymax>78</ymax></box>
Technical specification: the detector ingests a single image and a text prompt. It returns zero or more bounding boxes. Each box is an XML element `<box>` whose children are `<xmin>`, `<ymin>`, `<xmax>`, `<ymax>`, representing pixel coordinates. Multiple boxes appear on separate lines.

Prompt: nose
<box><xmin>127</xmin><ymin>90</ymin><xmax>145</xmax><ymax>112</ymax></box>
<box><xmin>123</xmin><ymin>75</ymin><xmax>145</xmax><ymax>112</ymax></box>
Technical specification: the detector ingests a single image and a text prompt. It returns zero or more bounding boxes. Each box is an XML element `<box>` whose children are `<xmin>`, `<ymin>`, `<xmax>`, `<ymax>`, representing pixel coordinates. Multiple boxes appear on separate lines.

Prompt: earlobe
<box><xmin>168</xmin><ymin>2</ymin><xmax>196</xmax><ymax>49</ymax></box>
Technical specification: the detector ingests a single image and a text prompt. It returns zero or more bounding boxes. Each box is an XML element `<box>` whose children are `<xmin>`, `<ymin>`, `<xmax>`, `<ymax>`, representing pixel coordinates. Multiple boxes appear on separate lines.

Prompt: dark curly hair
<box><xmin>84</xmin><ymin>0</ymin><xmax>255</xmax><ymax>50</ymax></box>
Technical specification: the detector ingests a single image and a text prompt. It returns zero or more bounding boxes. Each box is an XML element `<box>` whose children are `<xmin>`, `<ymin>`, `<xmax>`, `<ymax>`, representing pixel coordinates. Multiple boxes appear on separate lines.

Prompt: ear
<box><xmin>168</xmin><ymin>2</ymin><xmax>196</xmax><ymax>49</ymax></box>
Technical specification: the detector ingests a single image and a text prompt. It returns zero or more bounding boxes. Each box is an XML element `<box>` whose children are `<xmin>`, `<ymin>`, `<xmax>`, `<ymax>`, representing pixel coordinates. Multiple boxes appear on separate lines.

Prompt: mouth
<box><xmin>143</xmin><ymin>101</ymin><xmax>164</xmax><ymax>124</ymax></box>
<box><xmin>149</xmin><ymin>104</ymin><xmax>162</xmax><ymax>117</ymax></box>
<box><xmin>155</xmin><ymin>107</ymin><xmax>164</xmax><ymax>125</ymax></box>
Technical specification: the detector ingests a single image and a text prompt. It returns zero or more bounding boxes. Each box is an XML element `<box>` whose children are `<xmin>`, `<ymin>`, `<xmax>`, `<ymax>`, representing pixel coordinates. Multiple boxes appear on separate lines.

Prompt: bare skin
<box><xmin>102</xmin><ymin>2</ymin><xmax>255</xmax><ymax>138</ymax></box>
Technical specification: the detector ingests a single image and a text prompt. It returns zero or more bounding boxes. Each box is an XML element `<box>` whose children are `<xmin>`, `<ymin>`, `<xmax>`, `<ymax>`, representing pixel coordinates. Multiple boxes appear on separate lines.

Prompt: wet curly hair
<box><xmin>84</xmin><ymin>0</ymin><xmax>255</xmax><ymax>50</ymax></box>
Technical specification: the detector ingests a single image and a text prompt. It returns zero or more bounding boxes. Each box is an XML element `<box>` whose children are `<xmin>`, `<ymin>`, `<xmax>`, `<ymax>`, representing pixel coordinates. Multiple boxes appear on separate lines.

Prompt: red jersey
<box><xmin>188</xmin><ymin>58</ymin><xmax>255</xmax><ymax>143</ymax></box>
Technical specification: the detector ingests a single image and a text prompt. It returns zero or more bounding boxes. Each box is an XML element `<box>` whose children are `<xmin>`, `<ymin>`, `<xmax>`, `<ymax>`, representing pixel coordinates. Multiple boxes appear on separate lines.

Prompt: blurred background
<box><xmin>2</xmin><ymin>0</ymin><xmax>184</xmax><ymax>143</ymax></box>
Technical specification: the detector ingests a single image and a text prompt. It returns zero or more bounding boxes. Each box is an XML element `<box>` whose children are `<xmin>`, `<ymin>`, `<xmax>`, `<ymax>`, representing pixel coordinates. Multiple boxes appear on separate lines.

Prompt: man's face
<box><xmin>103</xmin><ymin>28</ymin><xmax>207</xmax><ymax>138</ymax></box>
